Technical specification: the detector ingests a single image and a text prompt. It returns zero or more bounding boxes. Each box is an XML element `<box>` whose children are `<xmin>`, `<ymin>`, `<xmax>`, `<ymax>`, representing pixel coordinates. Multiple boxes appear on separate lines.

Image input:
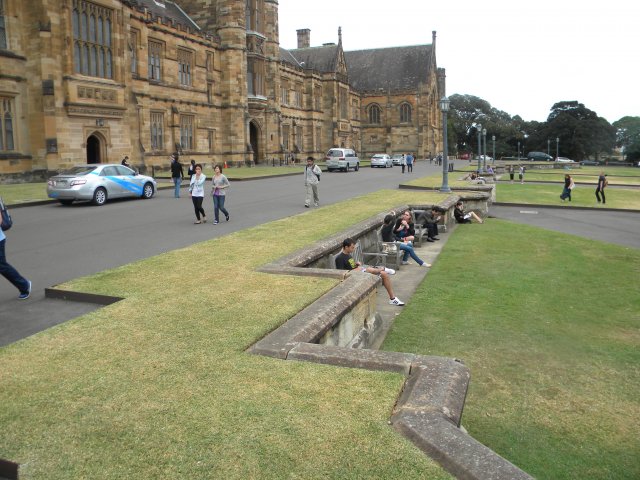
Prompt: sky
<box><xmin>278</xmin><ymin>0</ymin><xmax>640</xmax><ymax>124</ymax></box>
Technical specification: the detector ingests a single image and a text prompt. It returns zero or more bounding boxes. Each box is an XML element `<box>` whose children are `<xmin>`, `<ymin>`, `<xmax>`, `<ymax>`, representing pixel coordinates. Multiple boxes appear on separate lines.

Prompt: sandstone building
<box><xmin>0</xmin><ymin>0</ymin><xmax>445</xmax><ymax>176</ymax></box>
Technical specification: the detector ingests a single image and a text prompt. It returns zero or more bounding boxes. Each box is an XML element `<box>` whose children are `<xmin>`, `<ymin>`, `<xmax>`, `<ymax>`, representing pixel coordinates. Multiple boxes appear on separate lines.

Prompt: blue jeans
<box><xmin>172</xmin><ymin>177</ymin><xmax>181</xmax><ymax>197</ymax></box>
<box><xmin>398</xmin><ymin>242</ymin><xmax>424</xmax><ymax>265</ymax></box>
<box><xmin>0</xmin><ymin>239</ymin><xmax>29</xmax><ymax>293</ymax></box>
<box><xmin>213</xmin><ymin>195</ymin><xmax>229</xmax><ymax>222</ymax></box>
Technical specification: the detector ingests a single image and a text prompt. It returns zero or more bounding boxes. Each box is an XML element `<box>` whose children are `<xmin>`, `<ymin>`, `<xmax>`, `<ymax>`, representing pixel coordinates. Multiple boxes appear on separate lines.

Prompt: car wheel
<box><xmin>59</xmin><ymin>199</ymin><xmax>74</xmax><ymax>206</ymax></box>
<box><xmin>355</xmin><ymin>163</ymin><xmax>359</xmax><ymax>171</ymax></box>
<box><xmin>142</xmin><ymin>182</ymin><xmax>154</xmax><ymax>199</ymax></box>
<box><xmin>92</xmin><ymin>187</ymin><xmax>107</xmax><ymax>206</ymax></box>
<box><xmin>371</xmin><ymin>165</ymin><xmax>374</xmax><ymax>168</ymax></box>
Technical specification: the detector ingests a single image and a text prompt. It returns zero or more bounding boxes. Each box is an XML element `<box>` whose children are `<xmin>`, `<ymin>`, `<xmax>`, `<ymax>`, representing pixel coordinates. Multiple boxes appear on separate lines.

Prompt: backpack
<box><xmin>0</xmin><ymin>197</ymin><xmax>12</xmax><ymax>232</ymax></box>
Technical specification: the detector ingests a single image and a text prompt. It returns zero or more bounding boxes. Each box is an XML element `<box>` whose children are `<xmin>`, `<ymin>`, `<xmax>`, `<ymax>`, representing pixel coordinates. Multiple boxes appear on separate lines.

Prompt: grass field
<box><xmin>495</xmin><ymin>183</ymin><xmax>640</xmax><ymax>209</ymax></box>
<box><xmin>0</xmin><ymin>190</ymin><xmax>453</xmax><ymax>480</ymax></box>
<box><xmin>382</xmin><ymin>220</ymin><xmax>640</xmax><ymax>480</ymax></box>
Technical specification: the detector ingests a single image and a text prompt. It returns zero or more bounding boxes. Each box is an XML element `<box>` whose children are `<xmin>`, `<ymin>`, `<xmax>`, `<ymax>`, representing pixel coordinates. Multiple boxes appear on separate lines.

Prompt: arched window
<box><xmin>369</xmin><ymin>104</ymin><xmax>381</xmax><ymax>124</ymax></box>
<box><xmin>400</xmin><ymin>103</ymin><xmax>412</xmax><ymax>123</ymax></box>
<box><xmin>0</xmin><ymin>0</ymin><xmax>6</xmax><ymax>50</ymax></box>
<box><xmin>72</xmin><ymin>2</ymin><xmax>113</xmax><ymax>79</ymax></box>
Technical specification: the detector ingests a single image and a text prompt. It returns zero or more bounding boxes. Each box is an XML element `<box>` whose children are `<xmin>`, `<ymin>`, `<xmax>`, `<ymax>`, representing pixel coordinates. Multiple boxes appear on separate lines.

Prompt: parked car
<box><xmin>47</xmin><ymin>164</ymin><xmax>157</xmax><ymax>206</ymax></box>
<box><xmin>556</xmin><ymin>157</ymin><xmax>574</xmax><ymax>163</ymax></box>
<box><xmin>325</xmin><ymin>148</ymin><xmax>360</xmax><ymax>172</ymax></box>
<box><xmin>527</xmin><ymin>151</ymin><xmax>554</xmax><ymax>161</ymax></box>
<box><xmin>479</xmin><ymin>155</ymin><xmax>493</xmax><ymax>161</ymax></box>
<box><xmin>580</xmin><ymin>160</ymin><xmax>599</xmax><ymax>166</ymax></box>
<box><xmin>391</xmin><ymin>154</ymin><xmax>404</xmax><ymax>166</ymax></box>
<box><xmin>370</xmin><ymin>154</ymin><xmax>393</xmax><ymax>168</ymax></box>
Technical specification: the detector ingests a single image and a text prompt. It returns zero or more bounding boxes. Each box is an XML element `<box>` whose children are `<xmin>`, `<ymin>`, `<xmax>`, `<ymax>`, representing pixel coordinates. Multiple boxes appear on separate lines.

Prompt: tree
<box><xmin>613</xmin><ymin>116</ymin><xmax>640</xmax><ymax>160</ymax></box>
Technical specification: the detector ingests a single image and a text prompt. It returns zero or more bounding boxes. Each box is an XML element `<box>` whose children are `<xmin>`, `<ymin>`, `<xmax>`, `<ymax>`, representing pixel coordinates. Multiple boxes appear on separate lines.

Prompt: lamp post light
<box><xmin>439</xmin><ymin>96</ymin><xmax>451</xmax><ymax>193</ymax></box>
<box><xmin>492</xmin><ymin>135</ymin><xmax>496</xmax><ymax>164</ymax></box>
<box><xmin>477</xmin><ymin>123</ymin><xmax>482</xmax><ymax>172</ymax></box>
<box><xmin>556</xmin><ymin>137</ymin><xmax>559</xmax><ymax>160</ymax></box>
<box><xmin>482</xmin><ymin>128</ymin><xmax>487</xmax><ymax>172</ymax></box>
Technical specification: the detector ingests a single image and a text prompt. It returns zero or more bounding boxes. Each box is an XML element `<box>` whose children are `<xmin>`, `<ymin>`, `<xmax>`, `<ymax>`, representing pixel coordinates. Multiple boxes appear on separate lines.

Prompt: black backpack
<box><xmin>0</xmin><ymin>197</ymin><xmax>12</xmax><ymax>231</ymax></box>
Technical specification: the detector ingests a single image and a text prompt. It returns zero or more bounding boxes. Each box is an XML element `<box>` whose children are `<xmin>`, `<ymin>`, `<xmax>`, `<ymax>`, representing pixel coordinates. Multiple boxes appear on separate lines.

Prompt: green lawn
<box><xmin>495</xmin><ymin>183</ymin><xmax>640</xmax><ymax>209</ymax></box>
<box><xmin>382</xmin><ymin>220</ymin><xmax>640</xmax><ymax>480</ymax></box>
<box><xmin>505</xmin><ymin>171</ymin><xmax>640</xmax><ymax>185</ymax></box>
<box><xmin>0</xmin><ymin>182</ymin><xmax>50</xmax><ymax>204</ymax></box>
<box><xmin>0</xmin><ymin>190</ymin><xmax>452</xmax><ymax>480</ymax></box>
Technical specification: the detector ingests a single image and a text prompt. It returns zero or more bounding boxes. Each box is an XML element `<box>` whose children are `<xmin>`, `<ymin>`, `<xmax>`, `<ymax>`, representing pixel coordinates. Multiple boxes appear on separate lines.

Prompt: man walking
<box><xmin>595</xmin><ymin>171</ymin><xmax>607</xmax><ymax>204</ymax></box>
<box><xmin>406</xmin><ymin>153</ymin><xmax>414</xmax><ymax>173</ymax></box>
<box><xmin>170</xmin><ymin>154</ymin><xmax>184</xmax><ymax>198</ymax></box>
<box><xmin>0</xmin><ymin>222</ymin><xmax>31</xmax><ymax>300</ymax></box>
<box><xmin>304</xmin><ymin>156</ymin><xmax>322</xmax><ymax>208</ymax></box>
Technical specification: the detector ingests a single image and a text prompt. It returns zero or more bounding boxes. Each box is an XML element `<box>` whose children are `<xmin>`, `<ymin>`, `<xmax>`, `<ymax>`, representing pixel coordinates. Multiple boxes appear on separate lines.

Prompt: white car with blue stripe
<box><xmin>47</xmin><ymin>164</ymin><xmax>157</xmax><ymax>206</ymax></box>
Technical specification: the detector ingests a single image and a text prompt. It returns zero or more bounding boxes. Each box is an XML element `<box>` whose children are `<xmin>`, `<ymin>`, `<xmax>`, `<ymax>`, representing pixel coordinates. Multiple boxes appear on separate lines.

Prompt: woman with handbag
<box><xmin>211</xmin><ymin>165</ymin><xmax>230</xmax><ymax>225</ymax></box>
<box><xmin>560</xmin><ymin>174</ymin><xmax>575</xmax><ymax>202</ymax></box>
<box><xmin>189</xmin><ymin>164</ymin><xmax>207</xmax><ymax>224</ymax></box>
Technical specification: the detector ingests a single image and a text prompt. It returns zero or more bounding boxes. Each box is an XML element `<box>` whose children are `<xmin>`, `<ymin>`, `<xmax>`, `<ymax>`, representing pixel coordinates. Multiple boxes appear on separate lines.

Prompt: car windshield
<box><xmin>392</xmin><ymin>155</ymin><xmax>403</xmax><ymax>159</ymax></box>
<box><xmin>372</xmin><ymin>155</ymin><xmax>384</xmax><ymax>159</ymax></box>
<box><xmin>59</xmin><ymin>166</ymin><xmax>98</xmax><ymax>176</ymax></box>
<box><xmin>327</xmin><ymin>150</ymin><xmax>343</xmax><ymax>157</ymax></box>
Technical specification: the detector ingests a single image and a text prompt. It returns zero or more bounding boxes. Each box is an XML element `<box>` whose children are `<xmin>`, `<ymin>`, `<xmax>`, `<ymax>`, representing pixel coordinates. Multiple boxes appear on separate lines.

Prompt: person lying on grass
<box><xmin>335</xmin><ymin>237</ymin><xmax>405</xmax><ymax>306</ymax></box>
<box><xmin>454</xmin><ymin>200</ymin><xmax>483</xmax><ymax>224</ymax></box>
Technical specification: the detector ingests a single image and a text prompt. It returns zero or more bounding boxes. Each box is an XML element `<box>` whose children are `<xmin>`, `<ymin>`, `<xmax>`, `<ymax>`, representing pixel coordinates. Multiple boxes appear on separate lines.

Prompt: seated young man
<box><xmin>417</xmin><ymin>207</ymin><xmax>443</xmax><ymax>242</ymax></box>
<box><xmin>335</xmin><ymin>237</ymin><xmax>405</xmax><ymax>306</ymax></box>
<box><xmin>381</xmin><ymin>214</ymin><xmax>430</xmax><ymax>267</ymax></box>
<box><xmin>454</xmin><ymin>200</ymin><xmax>483</xmax><ymax>224</ymax></box>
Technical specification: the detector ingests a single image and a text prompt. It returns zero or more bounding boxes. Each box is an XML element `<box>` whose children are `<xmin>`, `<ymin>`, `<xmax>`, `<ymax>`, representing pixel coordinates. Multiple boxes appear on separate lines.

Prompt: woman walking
<box><xmin>508</xmin><ymin>165</ymin><xmax>515</xmax><ymax>183</ymax></box>
<box><xmin>560</xmin><ymin>174</ymin><xmax>575</xmax><ymax>202</ymax></box>
<box><xmin>211</xmin><ymin>165</ymin><xmax>230</xmax><ymax>225</ymax></box>
<box><xmin>519</xmin><ymin>165</ymin><xmax>526</xmax><ymax>184</ymax></box>
<box><xmin>189</xmin><ymin>164</ymin><xmax>207</xmax><ymax>224</ymax></box>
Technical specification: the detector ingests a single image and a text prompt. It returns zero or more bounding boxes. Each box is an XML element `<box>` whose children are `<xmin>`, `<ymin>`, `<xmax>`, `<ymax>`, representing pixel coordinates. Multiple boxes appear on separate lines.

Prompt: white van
<box><xmin>325</xmin><ymin>148</ymin><xmax>360</xmax><ymax>172</ymax></box>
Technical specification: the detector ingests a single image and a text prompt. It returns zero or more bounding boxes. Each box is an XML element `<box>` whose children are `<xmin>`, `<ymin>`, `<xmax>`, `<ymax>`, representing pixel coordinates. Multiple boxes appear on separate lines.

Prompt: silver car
<box><xmin>370</xmin><ymin>154</ymin><xmax>393</xmax><ymax>168</ymax></box>
<box><xmin>47</xmin><ymin>164</ymin><xmax>157</xmax><ymax>206</ymax></box>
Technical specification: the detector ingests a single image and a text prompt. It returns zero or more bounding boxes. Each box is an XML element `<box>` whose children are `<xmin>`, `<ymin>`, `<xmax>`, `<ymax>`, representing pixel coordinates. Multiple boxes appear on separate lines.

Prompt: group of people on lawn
<box><xmin>334</xmin><ymin>202</ymin><xmax>483</xmax><ymax>306</ymax></box>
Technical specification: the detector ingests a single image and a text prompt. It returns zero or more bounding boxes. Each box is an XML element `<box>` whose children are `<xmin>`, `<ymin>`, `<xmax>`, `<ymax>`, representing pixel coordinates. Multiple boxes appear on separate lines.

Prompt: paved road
<box><xmin>489</xmin><ymin>205</ymin><xmax>640</xmax><ymax>249</ymax></box>
<box><xmin>0</xmin><ymin>163</ymin><xmax>443</xmax><ymax>345</ymax></box>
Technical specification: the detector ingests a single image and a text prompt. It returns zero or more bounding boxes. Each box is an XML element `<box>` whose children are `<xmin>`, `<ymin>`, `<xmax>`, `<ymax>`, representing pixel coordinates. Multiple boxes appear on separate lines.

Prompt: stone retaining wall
<box><xmin>252</xmin><ymin>197</ymin><xmax>533</xmax><ymax>480</ymax></box>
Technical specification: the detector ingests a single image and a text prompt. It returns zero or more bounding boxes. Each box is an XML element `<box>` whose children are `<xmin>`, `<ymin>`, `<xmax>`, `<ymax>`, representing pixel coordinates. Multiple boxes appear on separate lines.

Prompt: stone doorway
<box><xmin>86</xmin><ymin>134</ymin><xmax>103</xmax><ymax>164</ymax></box>
<box><xmin>249</xmin><ymin>121</ymin><xmax>260</xmax><ymax>164</ymax></box>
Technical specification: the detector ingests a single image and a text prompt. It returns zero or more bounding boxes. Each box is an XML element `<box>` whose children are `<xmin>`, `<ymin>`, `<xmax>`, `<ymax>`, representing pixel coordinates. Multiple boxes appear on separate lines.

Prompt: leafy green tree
<box><xmin>612</xmin><ymin>116</ymin><xmax>640</xmax><ymax>160</ymax></box>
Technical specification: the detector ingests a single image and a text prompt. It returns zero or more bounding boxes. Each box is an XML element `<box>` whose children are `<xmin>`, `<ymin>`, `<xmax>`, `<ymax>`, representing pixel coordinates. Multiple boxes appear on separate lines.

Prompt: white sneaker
<box><xmin>384</xmin><ymin>267</ymin><xmax>396</xmax><ymax>275</ymax></box>
<box><xmin>401</xmin><ymin>261</ymin><xmax>409</xmax><ymax>265</ymax></box>
<box><xmin>389</xmin><ymin>297</ymin><xmax>405</xmax><ymax>306</ymax></box>
<box><xmin>420</xmin><ymin>262</ymin><xmax>432</xmax><ymax>267</ymax></box>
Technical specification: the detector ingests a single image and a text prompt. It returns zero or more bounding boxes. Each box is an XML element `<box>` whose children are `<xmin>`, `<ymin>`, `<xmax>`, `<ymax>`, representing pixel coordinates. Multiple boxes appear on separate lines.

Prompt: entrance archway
<box><xmin>86</xmin><ymin>134</ymin><xmax>102</xmax><ymax>164</ymax></box>
<box><xmin>249</xmin><ymin>121</ymin><xmax>260</xmax><ymax>164</ymax></box>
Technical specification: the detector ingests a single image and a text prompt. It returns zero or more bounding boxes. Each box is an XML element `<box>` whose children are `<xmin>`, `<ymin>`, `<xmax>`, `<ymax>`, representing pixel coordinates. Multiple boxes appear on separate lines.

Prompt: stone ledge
<box><xmin>392</xmin><ymin>412</ymin><xmax>533</xmax><ymax>480</ymax></box>
<box><xmin>247</xmin><ymin>273</ymin><xmax>379</xmax><ymax>359</ymax></box>
<box><xmin>287</xmin><ymin>342</ymin><xmax>417</xmax><ymax>375</ymax></box>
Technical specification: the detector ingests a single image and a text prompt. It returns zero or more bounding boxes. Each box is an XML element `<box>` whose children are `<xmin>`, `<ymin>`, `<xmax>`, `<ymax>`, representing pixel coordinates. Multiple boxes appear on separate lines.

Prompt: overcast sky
<box><xmin>278</xmin><ymin>0</ymin><xmax>639</xmax><ymax>124</ymax></box>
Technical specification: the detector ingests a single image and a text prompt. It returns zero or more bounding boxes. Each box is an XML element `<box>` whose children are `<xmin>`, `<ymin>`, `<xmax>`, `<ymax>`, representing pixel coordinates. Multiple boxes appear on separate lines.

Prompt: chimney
<box><xmin>297</xmin><ymin>28</ymin><xmax>310</xmax><ymax>49</ymax></box>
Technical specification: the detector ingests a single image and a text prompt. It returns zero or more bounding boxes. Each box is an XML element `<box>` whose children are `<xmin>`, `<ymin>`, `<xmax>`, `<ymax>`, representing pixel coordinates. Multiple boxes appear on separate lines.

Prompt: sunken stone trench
<box><xmin>251</xmin><ymin>203</ymin><xmax>532</xmax><ymax>480</ymax></box>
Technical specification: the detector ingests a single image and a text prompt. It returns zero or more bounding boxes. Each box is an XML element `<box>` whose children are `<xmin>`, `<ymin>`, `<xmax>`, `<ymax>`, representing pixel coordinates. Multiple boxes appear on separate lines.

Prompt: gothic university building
<box><xmin>0</xmin><ymin>0</ymin><xmax>446</xmax><ymax>176</ymax></box>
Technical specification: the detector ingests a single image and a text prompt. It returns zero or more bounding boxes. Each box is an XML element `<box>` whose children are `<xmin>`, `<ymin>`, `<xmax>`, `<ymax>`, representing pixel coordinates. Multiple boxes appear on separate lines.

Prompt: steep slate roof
<box><xmin>279</xmin><ymin>47</ymin><xmax>302</xmax><ymax>68</ymax></box>
<box><xmin>285</xmin><ymin>44</ymin><xmax>340</xmax><ymax>73</ymax></box>
<box><xmin>344</xmin><ymin>45</ymin><xmax>432</xmax><ymax>92</ymax></box>
<box><xmin>126</xmin><ymin>0</ymin><xmax>200</xmax><ymax>31</ymax></box>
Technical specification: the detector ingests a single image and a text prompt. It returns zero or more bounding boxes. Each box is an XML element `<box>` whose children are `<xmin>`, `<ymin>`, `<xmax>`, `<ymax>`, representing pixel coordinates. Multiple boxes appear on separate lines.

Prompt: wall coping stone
<box><xmin>249</xmin><ymin>201</ymin><xmax>532</xmax><ymax>480</ymax></box>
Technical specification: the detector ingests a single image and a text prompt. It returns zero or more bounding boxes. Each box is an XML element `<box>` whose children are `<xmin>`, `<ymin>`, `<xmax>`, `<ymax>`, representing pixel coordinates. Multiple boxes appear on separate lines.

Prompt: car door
<box><xmin>115</xmin><ymin>165</ymin><xmax>144</xmax><ymax>198</ymax></box>
<box><xmin>100</xmin><ymin>166</ymin><xmax>124</xmax><ymax>198</ymax></box>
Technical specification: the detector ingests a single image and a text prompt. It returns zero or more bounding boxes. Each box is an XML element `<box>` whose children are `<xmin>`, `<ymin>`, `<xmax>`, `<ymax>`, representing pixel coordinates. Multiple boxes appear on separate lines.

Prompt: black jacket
<box><xmin>171</xmin><ymin>160</ymin><xmax>184</xmax><ymax>178</ymax></box>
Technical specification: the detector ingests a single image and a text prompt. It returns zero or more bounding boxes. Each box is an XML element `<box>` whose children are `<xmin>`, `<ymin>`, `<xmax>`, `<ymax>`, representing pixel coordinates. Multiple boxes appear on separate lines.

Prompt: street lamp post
<box><xmin>517</xmin><ymin>141</ymin><xmax>520</xmax><ymax>161</ymax></box>
<box><xmin>556</xmin><ymin>137</ymin><xmax>559</xmax><ymax>160</ymax></box>
<box><xmin>547</xmin><ymin>138</ymin><xmax>550</xmax><ymax>157</ymax></box>
<box><xmin>439</xmin><ymin>96</ymin><xmax>451</xmax><ymax>193</ymax></box>
<box><xmin>477</xmin><ymin>124</ymin><xmax>482</xmax><ymax>172</ymax></box>
<box><xmin>482</xmin><ymin>128</ymin><xmax>487</xmax><ymax>172</ymax></box>
<box><xmin>492</xmin><ymin>135</ymin><xmax>496</xmax><ymax>164</ymax></box>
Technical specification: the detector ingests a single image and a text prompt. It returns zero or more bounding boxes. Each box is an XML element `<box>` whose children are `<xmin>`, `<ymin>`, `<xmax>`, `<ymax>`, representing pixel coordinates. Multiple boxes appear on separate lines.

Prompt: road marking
<box><xmin>519</xmin><ymin>210</ymin><xmax>539</xmax><ymax>215</ymax></box>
